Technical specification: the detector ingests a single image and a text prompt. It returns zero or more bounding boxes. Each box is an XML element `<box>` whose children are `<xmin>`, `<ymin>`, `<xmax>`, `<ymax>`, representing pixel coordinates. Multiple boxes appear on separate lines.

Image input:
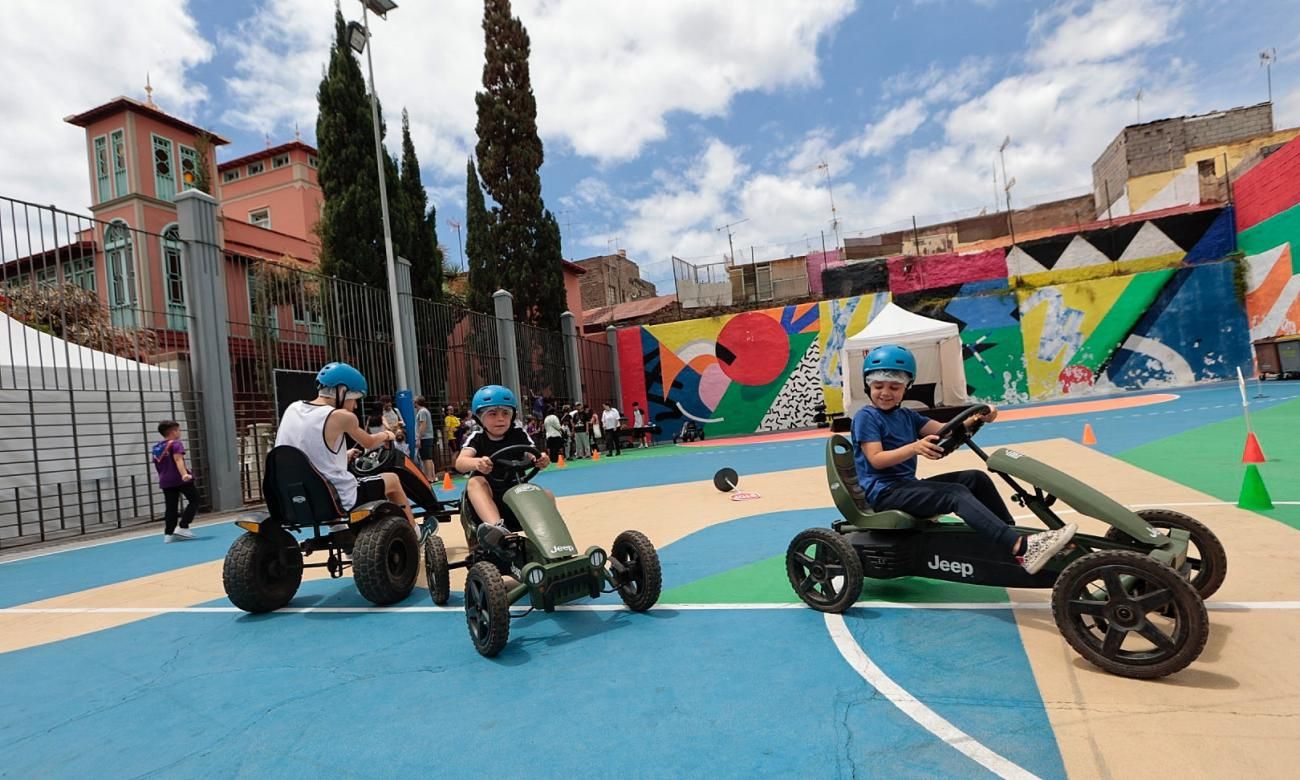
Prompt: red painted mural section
<box><xmin>886</xmin><ymin>248</ymin><xmax>1007</xmax><ymax>294</ymax></box>
<box><xmin>1235</xmin><ymin>136</ymin><xmax>1300</xmax><ymax>232</ymax></box>
<box><xmin>617</xmin><ymin>327</ymin><xmax>647</xmax><ymax>413</ymax></box>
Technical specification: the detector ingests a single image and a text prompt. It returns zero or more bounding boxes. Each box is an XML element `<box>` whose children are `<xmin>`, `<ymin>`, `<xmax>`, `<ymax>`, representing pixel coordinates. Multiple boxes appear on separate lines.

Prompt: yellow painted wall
<box><xmin>1128</xmin><ymin>129</ymin><xmax>1300</xmax><ymax>212</ymax></box>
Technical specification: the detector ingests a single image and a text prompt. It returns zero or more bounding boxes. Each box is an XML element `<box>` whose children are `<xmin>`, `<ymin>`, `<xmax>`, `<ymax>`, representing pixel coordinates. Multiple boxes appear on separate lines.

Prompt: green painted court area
<box><xmin>1119</xmin><ymin>396</ymin><xmax>1300</xmax><ymax>530</ymax></box>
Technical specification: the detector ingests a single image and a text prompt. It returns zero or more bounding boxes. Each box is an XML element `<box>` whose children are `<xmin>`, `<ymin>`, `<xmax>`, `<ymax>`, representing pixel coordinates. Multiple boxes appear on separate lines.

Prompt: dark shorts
<box><xmin>350</xmin><ymin>475</ymin><xmax>387</xmax><ymax>510</ymax></box>
<box><xmin>419</xmin><ymin>439</ymin><xmax>436</xmax><ymax>459</ymax></box>
<box><xmin>467</xmin><ymin>474</ymin><xmax>521</xmax><ymax>532</ymax></box>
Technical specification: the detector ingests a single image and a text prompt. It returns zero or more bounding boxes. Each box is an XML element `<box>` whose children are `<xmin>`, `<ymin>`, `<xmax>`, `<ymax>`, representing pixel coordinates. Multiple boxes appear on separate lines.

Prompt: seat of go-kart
<box><xmin>263</xmin><ymin>446</ymin><xmax>347</xmax><ymax>528</ymax></box>
<box><xmin>826</xmin><ymin>434</ymin><xmax>939</xmax><ymax>529</ymax></box>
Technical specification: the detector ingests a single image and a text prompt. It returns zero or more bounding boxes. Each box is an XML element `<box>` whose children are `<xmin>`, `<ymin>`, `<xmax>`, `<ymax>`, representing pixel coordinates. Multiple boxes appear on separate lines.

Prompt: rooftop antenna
<box><xmin>815</xmin><ymin>160</ymin><xmax>841</xmax><ymax>250</ymax></box>
<box><xmin>294</xmin><ymin>121</ymin><xmax>302</xmax><ymax>141</ymax></box>
<box><xmin>1134</xmin><ymin>88</ymin><xmax>1143</xmax><ymax>123</ymax></box>
<box><xmin>144</xmin><ymin>73</ymin><xmax>156</xmax><ymax>108</ymax></box>
<box><xmin>1260</xmin><ymin>48</ymin><xmax>1277</xmax><ymax>103</ymax></box>
<box><xmin>715</xmin><ymin>217</ymin><xmax>748</xmax><ymax>266</ymax></box>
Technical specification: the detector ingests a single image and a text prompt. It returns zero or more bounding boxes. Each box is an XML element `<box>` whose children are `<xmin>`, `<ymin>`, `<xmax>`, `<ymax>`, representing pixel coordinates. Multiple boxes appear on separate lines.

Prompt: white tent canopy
<box><xmin>840</xmin><ymin>303</ymin><xmax>968</xmax><ymax>418</ymax></box>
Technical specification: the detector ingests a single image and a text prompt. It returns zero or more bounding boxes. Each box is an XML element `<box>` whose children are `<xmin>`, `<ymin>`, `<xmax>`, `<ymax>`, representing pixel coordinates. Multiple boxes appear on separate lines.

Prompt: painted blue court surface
<box><xmin>1</xmin><ymin>381</ymin><xmax>1295</xmax><ymax>778</ymax></box>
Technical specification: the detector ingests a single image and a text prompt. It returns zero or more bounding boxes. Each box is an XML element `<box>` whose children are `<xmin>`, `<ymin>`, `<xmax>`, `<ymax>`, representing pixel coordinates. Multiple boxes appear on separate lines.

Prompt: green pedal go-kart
<box><xmin>787</xmin><ymin>405</ymin><xmax>1228</xmax><ymax>679</ymax></box>
<box><xmin>222</xmin><ymin>444</ymin><xmax>455</xmax><ymax>612</ymax></box>
<box><xmin>422</xmin><ymin>444</ymin><xmax>662</xmax><ymax>658</ymax></box>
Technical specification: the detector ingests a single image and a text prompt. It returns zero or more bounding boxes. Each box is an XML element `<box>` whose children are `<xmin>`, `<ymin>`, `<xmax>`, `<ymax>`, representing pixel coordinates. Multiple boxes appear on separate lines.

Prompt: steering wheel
<box><xmin>487</xmin><ymin>443</ymin><xmax>544</xmax><ymax>484</ymax></box>
<box><xmin>351</xmin><ymin>442</ymin><xmax>394</xmax><ymax>476</ymax></box>
<box><xmin>933</xmin><ymin>404</ymin><xmax>992</xmax><ymax>455</ymax></box>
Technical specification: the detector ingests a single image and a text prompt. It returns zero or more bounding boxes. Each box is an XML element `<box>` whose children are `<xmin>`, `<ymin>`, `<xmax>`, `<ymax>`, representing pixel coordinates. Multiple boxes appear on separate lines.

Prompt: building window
<box><xmin>94</xmin><ymin>136</ymin><xmax>111</xmax><ymax>203</ymax></box>
<box><xmin>222</xmin><ymin>169</ymin><xmax>241</xmax><ymax>183</ymax></box>
<box><xmin>307</xmin><ymin>155</ymin><xmax>318</xmax><ymax>168</ymax></box>
<box><xmin>152</xmin><ymin>134</ymin><xmax>175</xmax><ymax>201</ymax></box>
<box><xmin>105</xmin><ymin>221</ymin><xmax>137</xmax><ymax>327</ymax></box>
<box><xmin>247</xmin><ymin>161</ymin><xmax>264</xmax><ymax>176</ymax></box>
<box><xmin>162</xmin><ymin>226</ymin><xmax>187</xmax><ymax>330</ymax></box>
<box><xmin>35</xmin><ymin>266</ymin><xmax>59</xmax><ymax>288</ymax></box>
<box><xmin>110</xmin><ymin>129</ymin><xmax>128</xmax><ymax>196</ymax></box>
<box><xmin>249</xmin><ymin>208</ymin><xmax>271</xmax><ymax>229</ymax></box>
<box><xmin>179</xmin><ymin>146</ymin><xmax>199</xmax><ymax>191</ymax></box>
<box><xmin>5</xmin><ymin>273</ymin><xmax>29</xmax><ymax>288</ymax></box>
<box><xmin>272</xmin><ymin>153</ymin><xmax>290</xmax><ymax>169</ymax></box>
<box><xmin>67</xmin><ymin>256</ymin><xmax>96</xmax><ymax>292</ymax></box>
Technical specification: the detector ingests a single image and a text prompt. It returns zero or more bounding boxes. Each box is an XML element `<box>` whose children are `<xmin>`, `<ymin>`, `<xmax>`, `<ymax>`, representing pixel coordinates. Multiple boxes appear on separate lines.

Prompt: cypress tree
<box><xmin>465</xmin><ymin>158</ymin><xmax>495</xmax><ymax>313</ymax></box>
<box><xmin>474</xmin><ymin>0</ymin><xmax>564</xmax><ymax>327</ymax></box>
<box><xmin>315</xmin><ymin>9</ymin><xmax>386</xmax><ymax>288</ymax></box>
<box><xmin>398</xmin><ymin>110</ymin><xmax>442</xmax><ymax>301</ymax></box>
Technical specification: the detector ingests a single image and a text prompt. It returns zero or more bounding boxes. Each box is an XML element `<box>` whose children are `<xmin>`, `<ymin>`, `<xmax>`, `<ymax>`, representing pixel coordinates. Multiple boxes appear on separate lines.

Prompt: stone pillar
<box><xmin>561</xmin><ymin>311</ymin><xmax>582</xmax><ymax>405</ymax></box>
<box><xmin>606</xmin><ymin>325</ymin><xmax>623</xmax><ymax>410</ymax></box>
<box><xmin>175</xmin><ymin>190</ymin><xmax>241</xmax><ymax>512</ymax></box>
<box><xmin>493</xmin><ymin>289</ymin><xmax>521</xmax><ymax>402</ymax></box>
<box><xmin>394</xmin><ymin>257</ymin><xmax>422</xmax><ymax>399</ymax></box>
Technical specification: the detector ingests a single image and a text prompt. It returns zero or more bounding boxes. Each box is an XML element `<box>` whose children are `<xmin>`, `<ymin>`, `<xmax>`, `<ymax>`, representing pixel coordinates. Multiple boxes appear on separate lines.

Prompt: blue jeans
<box><xmin>872</xmin><ymin>470</ymin><xmax>1017</xmax><ymax>550</ymax></box>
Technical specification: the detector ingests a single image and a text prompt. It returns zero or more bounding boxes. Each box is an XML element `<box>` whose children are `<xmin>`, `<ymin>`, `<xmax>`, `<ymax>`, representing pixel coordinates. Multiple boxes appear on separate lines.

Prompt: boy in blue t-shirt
<box><xmin>456</xmin><ymin>384</ymin><xmax>551</xmax><ymax>547</ymax></box>
<box><xmin>851</xmin><ymin>345</ymin><xmax>1076</xmax><ymax>574</ymax></box>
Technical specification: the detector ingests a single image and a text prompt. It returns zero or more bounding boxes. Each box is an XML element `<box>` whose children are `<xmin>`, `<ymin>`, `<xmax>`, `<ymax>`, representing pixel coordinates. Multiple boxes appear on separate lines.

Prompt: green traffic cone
<box><xmin>1238</xmin><ymin>464</ymin><xmax>1274</xmax><ymax>510</ymax></box>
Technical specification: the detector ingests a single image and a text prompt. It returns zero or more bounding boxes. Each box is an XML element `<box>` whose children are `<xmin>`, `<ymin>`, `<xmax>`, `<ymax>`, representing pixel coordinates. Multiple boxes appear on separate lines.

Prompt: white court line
<box><xmin>5</xmin><ymin>601</ymin><xmax>1300</xmax><ymax>615</ymax></box>
<box><xmin>824</xmin><ymin>612</ymin><xmax>1039</xmax><ymax>780</ymax></box>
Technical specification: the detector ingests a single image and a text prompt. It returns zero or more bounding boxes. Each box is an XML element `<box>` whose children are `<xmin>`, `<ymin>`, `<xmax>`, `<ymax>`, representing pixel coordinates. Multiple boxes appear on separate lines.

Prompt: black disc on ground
<box><xmin>714</xmin><ymin>467</ymin><xmax>739</xmax><ymax>492</ymax></box>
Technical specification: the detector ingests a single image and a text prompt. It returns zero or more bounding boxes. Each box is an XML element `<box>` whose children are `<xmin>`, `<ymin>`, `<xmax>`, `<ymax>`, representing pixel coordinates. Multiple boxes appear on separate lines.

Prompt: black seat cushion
<box><xmin>833</xmin><ymin>453</ymin><xmax>869</xmax><ymax>510</ymax></box>
<box><xmin>263</xmin><ymin>446</ymin><xmax>346</xmax><ymax>528</ymax></box>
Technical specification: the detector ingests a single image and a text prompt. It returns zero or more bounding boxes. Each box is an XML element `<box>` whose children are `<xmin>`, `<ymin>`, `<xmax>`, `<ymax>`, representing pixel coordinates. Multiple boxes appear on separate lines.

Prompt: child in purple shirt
<box><xmin>153</xmin><ymin>420</ymin><xmax>197</xmax><ymax>543</ymax></box>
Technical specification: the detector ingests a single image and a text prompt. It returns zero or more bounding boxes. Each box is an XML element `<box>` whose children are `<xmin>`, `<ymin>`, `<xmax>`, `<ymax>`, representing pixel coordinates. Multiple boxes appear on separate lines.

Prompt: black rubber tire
<box><xmin>424</xmin><ymin>533</ymin><xmax>451</xmax><ymax>606</ymax></box>
<box><xmin>1052</xmin><ymin>549</ymin><xmax>1208</xmax><ymax>679</ymax></box>
<box><xmin>1105</xmin><ymin>509</ymin><xmax>1227</xmax><ymax>600</ymax></box>
<box><xmin>465</xmin><ymin>561</ymin><xmax>510</xmax><ymax>657</ymax></box>
<box><xmin>786</xmin><ymin>528</ymin><xmax>863</xmax><ymax>614</ymax></box>
<box><xmin>352</xmin><ymin>515</ymin><xmax>419</xmax><ymax>606</ymax></box>
<box><xmin>222</xmin><ymin>529</ymin><xmax>303</xmax><ymax>613</ymax></box>
<box><xmin>611</xmin><ymin>530</ymin><xmax>662</xmax><ymax>612</ymax></box>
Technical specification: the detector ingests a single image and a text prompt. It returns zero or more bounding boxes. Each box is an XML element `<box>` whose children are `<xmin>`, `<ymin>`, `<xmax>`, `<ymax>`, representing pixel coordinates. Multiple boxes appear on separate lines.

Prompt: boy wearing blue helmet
<box><xmin>456</xmin><ymin>384</ymin><xmax>551</xmax><ymax>547</ymax></box>
<box><xmin>275</xmin><ymin>362</ymin><xmax>417</xmax><ymax>533</ymax></box>
<box><xmin>852</xmin><ymin>345</ymin><xmax>1076</xmax><ymax>574</ymax></box>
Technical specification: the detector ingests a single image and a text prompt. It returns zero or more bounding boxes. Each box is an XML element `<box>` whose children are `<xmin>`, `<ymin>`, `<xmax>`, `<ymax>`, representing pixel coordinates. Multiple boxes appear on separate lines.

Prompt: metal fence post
<box><xmin>561</xmin><ymin>311</ymin><xmax>583</xmax><ymax>405</ymax></box>
<box><xmin>606</xmin><ymin>325</ymin><xmax>623</xmax><ymax>410</ymax></box>
<box><xmin>394</xmin><ymin>257</ymin><xmax>422</xmax><ymax>399</ymax></box>
<box><xmin>175</xmin><ymin>190</ymin><xmax>241</xmax><ymax>512</ymax></box>
<box><xmin>493</xmin><ymin>289</ymin><xmax>521</xmax><ymax>402</ymax></box>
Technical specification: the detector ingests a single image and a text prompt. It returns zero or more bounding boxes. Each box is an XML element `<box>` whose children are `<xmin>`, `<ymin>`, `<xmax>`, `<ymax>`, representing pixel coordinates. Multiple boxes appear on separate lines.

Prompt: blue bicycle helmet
<box><xmin>471</xmin><ymin>384</ymin><xmax>517</xmax><ymax>418</ymax></box>
<box><xmin>863</xmin><ymin>345</ymin><xmax>916</xmax><ymax>385</ymax></box>
<box><xmin>316</xmin><ymin>362</ymin><xmax>368</xmax><ymax>398</ymax></box>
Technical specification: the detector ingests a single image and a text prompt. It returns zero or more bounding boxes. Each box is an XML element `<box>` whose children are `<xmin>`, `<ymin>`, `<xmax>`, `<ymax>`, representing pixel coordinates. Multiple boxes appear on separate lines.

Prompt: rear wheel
<box><xmin>423</xmin><ymin>533</ymin><xmax>450</xmax><ymax>606</ymax></box>
<box><xmin>222</xmin><ymin>529</ymin><xmax>303</xmax><ymax>613</ymax></box>
<box><xmin>465</xmin><ymin>561</ymin><xmax>510</xmax><ymax>657</ymax></box>
<box><xmin>352</xmin><ymin>515</ymin><xmax>419</xmax><ymax>606</ymax></box>
<box><xmin>1052</xmin><ymin>550</ymin><xmax>1208</xmax><ymax>679</ymax></box>
<box><xmin>1105</xmin><ymin>509</ymin><xmax>1227</xmax><ymax>599</ymax></box>
<box><xmin>786</xmin><ymin>528</ymin><xmax>863</xmax><ymax>614</ymax></box>
<box><xmin>611</xmin><ymin>530</ymin><xmax>662</xmax><ymax>612</ymax></box>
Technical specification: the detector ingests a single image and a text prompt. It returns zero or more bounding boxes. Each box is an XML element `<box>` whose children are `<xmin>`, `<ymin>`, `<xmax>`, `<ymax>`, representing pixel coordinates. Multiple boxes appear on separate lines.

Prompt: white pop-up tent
<box><xmin>840</xmin><ymin>303</ymin><xmax>968</xmax><ymax>419</ymax></box>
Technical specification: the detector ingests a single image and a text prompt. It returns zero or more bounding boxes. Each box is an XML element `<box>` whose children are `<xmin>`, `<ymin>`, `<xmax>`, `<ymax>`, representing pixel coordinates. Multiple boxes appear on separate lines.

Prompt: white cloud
<box><xmin>1030</xmin><ymin>0</ymin><xmax>1182</xmax><ymax>67</ymax></box>
<box><xmin>216</xmin><ymin>0</ymin><xmax>854</xmax><ymax>181</ymax></box>
<box><xmin>858</xmin><ymin>99</ymin><xmax>927</xmax><ymax>156</ymax></box>
<box><xmin>0</xmin><ymin>0</ymin><xmax>212</xmax><ymax>215</ymax></box>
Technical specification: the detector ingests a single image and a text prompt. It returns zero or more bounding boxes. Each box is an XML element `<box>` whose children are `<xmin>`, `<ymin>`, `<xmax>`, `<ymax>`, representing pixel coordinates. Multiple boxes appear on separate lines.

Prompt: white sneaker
<box><xmin>173</xmin><ymin>527</ymin><xmax>195</xmax><ymax>540</ymax></box>
<box><xmin>164</xmin><ymin>534</ymin><xmax>175</xmax><ymax>544</ymax></box>
<box><xmin>1018</xmin><ymin>524</ymin><xmax>1077</xmax><ymax>574</ymax></box>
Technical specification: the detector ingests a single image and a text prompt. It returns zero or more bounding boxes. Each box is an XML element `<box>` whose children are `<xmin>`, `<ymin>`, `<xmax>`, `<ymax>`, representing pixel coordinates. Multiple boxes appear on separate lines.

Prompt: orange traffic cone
<box><xmin>442</xmin><ymin>471</ymin><xmax>454</xmax><ymax>491</ymax></box>
<box><xmin>592</xmin><ymin>450</ymin><xmax>601</xmax><ymax>461</ymax></box>
<box><xmin>1242</xmin><ymin>432</ymin><xmax>1266</xmax><ymax>463</ymax></box>
<box><xmin>557</xmin><ymin>454</ymin><xmax>567</xmax><ymax>468</ymax></box>
<box><xmin>1082</xmin><ymin>423</ymin><xmax>1097</xmax><ymax>445</ymax></box>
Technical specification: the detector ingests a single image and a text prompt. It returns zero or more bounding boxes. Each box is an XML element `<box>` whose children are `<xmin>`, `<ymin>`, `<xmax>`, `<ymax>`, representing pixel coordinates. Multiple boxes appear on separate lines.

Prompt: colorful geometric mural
<box><xmin>1238</xmin><ymin>204</ymin><xmax>1300</xmax><ymax>340</ymax></box>
<box><xmin>621</xmin><ymin>294</ymin><xmax>888</xmax><ymax>440</ymax></box>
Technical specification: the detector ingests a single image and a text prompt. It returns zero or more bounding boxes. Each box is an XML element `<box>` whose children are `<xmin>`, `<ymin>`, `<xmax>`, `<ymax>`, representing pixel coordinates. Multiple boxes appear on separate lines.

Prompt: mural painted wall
<box><xmin>618</xmin><ymin>205</ymin><xmax>1257</xmax><ymax>437</ymax></box>
<box><xmin>1236</xmin><ymin>137</ymin><xmax>1300</xmax><ymax>340</ymax></box>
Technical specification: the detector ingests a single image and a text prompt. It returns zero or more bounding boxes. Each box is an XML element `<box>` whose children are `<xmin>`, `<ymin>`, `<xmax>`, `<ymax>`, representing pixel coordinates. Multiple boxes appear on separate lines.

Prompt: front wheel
<box><xmin>1052</xmin><ymin>550</ymin><xmax>1208</xmax><ymax>679</ymax></box>
<box><xmin>423</xmin><ymin>533</ymin><xmax>450</xmax><ymax>606</ymax></box>
<box><xmin>222</xmin><ymin>529</ymin><xmax>304</xmax><ymax>613</ymax></box>
<box><xmin>465</xmin><ymin>561</ymin><xmax>510</xmax><ymax>657</ymax></box>
<box><xmin>611</xmin><ymin>530</ymin><xmax>662</xmax><ymax>612</ymax></box>
<box><xmin>352</xmin><ymin>515</ymin><xmax>419</xmax><ymax>606</ymax></box>
<box><xmin>1105</xmin><ymin>509</ymin><xmax>1227</xmax><ymax>599</ymax></box>
<box><xmin>786</xmin><ymin>528</ymin><xmax>863</xmax><ymax>613</ymax></box>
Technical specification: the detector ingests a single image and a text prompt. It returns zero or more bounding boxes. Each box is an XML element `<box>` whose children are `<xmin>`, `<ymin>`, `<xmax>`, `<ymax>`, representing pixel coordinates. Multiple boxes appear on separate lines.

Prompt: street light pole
<box><xmin>448</xmin><ymin>218</ymin><xmax>464</xmax><ymax>271</ymax></box>
<box><xmin>359</xmin><ymin>1</ymin><xmax>407</xmax><ymax>393</ymax></box>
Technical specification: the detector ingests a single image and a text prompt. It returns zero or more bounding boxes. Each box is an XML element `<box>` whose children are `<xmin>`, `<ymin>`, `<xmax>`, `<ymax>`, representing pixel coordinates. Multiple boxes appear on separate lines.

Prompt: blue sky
<box><xmin>4</xmin><ymin>0</ymin><xmax>1300</xmax><ymax>294</ymax></box>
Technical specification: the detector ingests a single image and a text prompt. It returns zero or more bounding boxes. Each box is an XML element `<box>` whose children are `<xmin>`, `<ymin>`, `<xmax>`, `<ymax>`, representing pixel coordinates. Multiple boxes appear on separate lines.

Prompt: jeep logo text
<box><xmin>927</xmin><ymin>555</ymin><xmax>974</xmax><ymax>578</ymax></box>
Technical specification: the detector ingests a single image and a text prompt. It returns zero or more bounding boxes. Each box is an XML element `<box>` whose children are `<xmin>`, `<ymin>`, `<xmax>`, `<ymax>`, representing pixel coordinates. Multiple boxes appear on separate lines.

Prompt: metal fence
<box><xmin>0</xmin><ymin>196</ymin><xmax>202</xmax><ymax>549</ymax></box>
<box><xmin>516</xmin><ymin>321</ymin><xmax>571</xmax><ymax>413</ymax></box>
<box><xmin>577</xmin><ymin>335</ymin><xmax>615</xmax><ymax>410</ymax></box>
